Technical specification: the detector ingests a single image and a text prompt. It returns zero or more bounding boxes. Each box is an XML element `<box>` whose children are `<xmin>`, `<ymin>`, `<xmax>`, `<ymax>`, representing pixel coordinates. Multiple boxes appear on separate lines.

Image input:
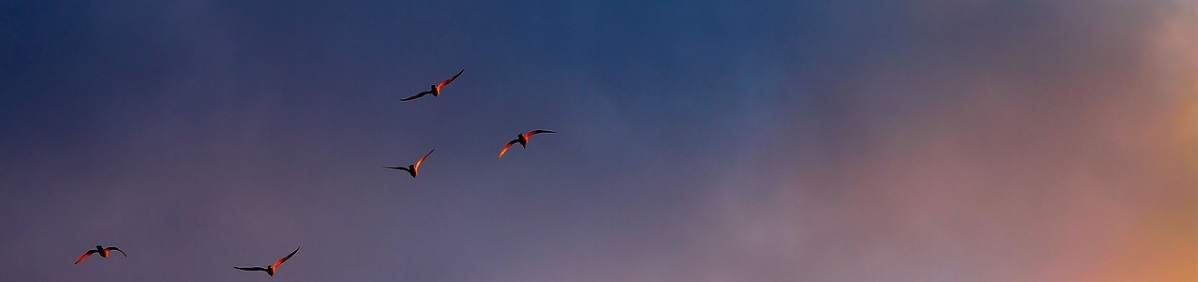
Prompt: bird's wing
<box><xmin>234</xmin><ymin>266</ymin><xmax>269</xmax><ymax>272</ymax></box>
<box><xmin>75</xmin><ymin>250</ymin><xmax>99</xmax><ymax>264</ymax></box>
<box><xmin>273</xmin><ymin>247</ymin><xmax>299</xmax><ymax>269</ymax></box>
<box><xmin>384</xmin><ymin>166</ymin><xmax>411</xmax><ymax>173</ymax></box>
<box><xmin>526</xmin><ymin>129</ymin><xmax>557</xmax><ymax>137</ymax></box>
<box><xmin>105</xmin><ymin>247</ymin><xmax>127</xmax><ymax>257</ymax></box>
<box><xmin>435</xmin><ymin>69</ymin><xmax>464</xmax><ymax>90</ymax></box>
<box><xmin>498</xmin><ymin>140</ymin><xmax>518</xmax><ymax>159</ymax></box>
<box><xmin>401</xmin><ymin>91</ymin><xmax>434</xmax><ymax>101</ymax></box>
<box><xmin>413</xmin><ymin>149</ymin><xmax>434</xmax><ymax>171</ymax></box>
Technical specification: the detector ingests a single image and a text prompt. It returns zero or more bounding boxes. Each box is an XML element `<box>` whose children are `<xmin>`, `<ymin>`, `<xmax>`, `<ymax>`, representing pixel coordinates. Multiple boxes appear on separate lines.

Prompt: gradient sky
<box><xmin>1</xmin><ymin>0</ymin><xmax>1195</xmax><ymax>281</ymax></box>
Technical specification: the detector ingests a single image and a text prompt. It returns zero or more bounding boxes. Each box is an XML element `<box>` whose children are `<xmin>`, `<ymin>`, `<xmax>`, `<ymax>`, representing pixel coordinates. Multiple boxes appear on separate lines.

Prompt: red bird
<box><xmin>385</xmin><ymin>149</ymin><xmax>435</xmax><ymax>178</ymax></box>
<box><xmin>74</xmin><ymin>245</ymin><xmax>127</xmax><ymax>264</ymax></box>
<box><xmin>401</xmin><ymin>69</ymin><xmax>464</xmax><ymax>102</ymax></box>
<box><xmin>234</xmin><ymin>247</ymin><xmax>300</xmax><ymax>277</ymax></box>
<box><xmin>498</xmin><ymin>129</ymin><xmax>557</xmax><ymax>159</ymax></box>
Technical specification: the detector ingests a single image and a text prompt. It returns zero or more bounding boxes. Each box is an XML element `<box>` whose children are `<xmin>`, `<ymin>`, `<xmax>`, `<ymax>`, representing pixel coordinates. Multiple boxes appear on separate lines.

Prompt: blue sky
<box><xmin>1</xmin><ymin>0</ymin><xmax>1195</xmax><ymax>281</ymax></box>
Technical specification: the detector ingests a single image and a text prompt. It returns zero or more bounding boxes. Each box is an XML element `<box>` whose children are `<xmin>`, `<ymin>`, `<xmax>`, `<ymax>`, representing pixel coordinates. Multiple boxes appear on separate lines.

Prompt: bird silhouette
<box><xmin>498</xmin><ymin>129</ymin><xmax>557</xmax><ymax>159</ymax></box>
<box><xmin>74</xmin><ymin>245</ymin><xmax>126</xmax><ymax>264</ymax></box>
<box><xmin>234</xmin><ymin>247</ymin><xmax>300</xmax><ymax>277</ymax></box>
<box><xmin>385</xmin><ymin>149</ymin><xmax>435</xmax><ymax>178</ymax></box>
<box><xmin>401</xmin><ymin>69</ymin><xmax>464</xmax><ymax>102</ymax></box>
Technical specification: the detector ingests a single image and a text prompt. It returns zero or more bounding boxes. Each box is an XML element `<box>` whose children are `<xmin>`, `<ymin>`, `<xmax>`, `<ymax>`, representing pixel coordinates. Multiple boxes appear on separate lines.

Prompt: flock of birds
<box><xmin>73</xmin><ymin>68</ymin><xmax>558</xmax><ymax>277</ymax></box>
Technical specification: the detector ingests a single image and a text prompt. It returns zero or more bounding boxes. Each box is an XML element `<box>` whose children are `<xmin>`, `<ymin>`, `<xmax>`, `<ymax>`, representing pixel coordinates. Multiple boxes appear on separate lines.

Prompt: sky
<box><xmin>0</xmin><ymin>0</ymin><xmax>1195</xmax><ymax>281</ymax></box>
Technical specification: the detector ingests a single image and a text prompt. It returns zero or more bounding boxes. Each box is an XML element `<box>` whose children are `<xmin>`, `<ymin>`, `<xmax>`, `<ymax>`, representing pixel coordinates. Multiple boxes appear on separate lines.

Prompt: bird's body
<box><xmin>234</xmin><ymin>247</ymin><xmax>299</xmax><ymax>277</ymax></box>
<box><xmin>385</xmin><ymin>149</ymin><xmax>435</xmax><ymax>178</ymax></box>
<box><xmin>401</xmin><ymin>69</ymin><xmax>464</xmax><ymax>102</ymax></box>
<box><xmin>499</xmin><ymin>129</ymin><xmax>557</xmax><ymax>159</ymax></box>
<box><xmin>75</xmin><ymin>245</ymin><xmax>126</xmax><ymax>264</ymax></box>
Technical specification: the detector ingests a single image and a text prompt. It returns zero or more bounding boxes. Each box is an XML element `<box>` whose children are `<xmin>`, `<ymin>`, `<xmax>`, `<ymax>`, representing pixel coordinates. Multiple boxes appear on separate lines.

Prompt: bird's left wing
<box><xmin>414</xmin><ymin>149</ymin><xmax>434</xmax><ymax>171</ymax></box>
<box><xmin>436</xmin><ymin>69</ymin><xmax>465</xmax><ymax>90</ymax></box>
<box><xmin>105</xmin><ymin>247</ymin><xmax>127</xmax><ymax>257</ymax></box>
<box><xmin>273</xmin><ymin>247</ymin><xmax>300</xmax><ymax>269</ymax></box>
<box><xmin>526</xmin><ymin>129</ymin><xmax>557</xmax><ymax>137</ymax></box>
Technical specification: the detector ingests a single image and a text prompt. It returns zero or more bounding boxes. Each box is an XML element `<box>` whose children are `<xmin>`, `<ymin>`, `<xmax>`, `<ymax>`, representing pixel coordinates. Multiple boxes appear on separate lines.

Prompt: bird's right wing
<box><xmin>498</xmin><ymin>140</ymin><xmax>518</xmax><ymax>159</ymax></box>
<box><xmin>74</xmin><ymin>250</ymin><xmax>98</xmax><ymax>264</ymax></box>
<box><xmin>401</xmin><ymin>91</ymin><xmax>433</xmax><ymax>101</ymax></box>
<box><xmin>234</xmin><ymin>266</ymin><xmax>269</xmax><ymax>272</ymax></box>
<box><xmin>385</xmin><ymin>166</ymin><xmax>412</xmax><ymax>173</ymax></box>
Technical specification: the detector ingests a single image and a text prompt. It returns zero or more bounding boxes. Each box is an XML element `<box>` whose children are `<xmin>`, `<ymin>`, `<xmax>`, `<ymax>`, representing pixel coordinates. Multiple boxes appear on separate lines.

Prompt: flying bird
<box><xmin>385</xmin><ymin>149</ymin><xmax>435</xmax><ymax>178</ymax></box>
<box><xmin>234</xmin><ymin>247</ymin><xmax>300</xmax><ymax>277</ymax></box>
<box><xmin>74</xmin><ymin>245</ymin><xmax>126</xmax><ymax>264</ymax></box>
<box><xmin>401</xmin><ymin>69</ymin><xmax>464</xmax><ymax>102</ymax></box>
<box><xmin>498</xmin><ymin>129</ymin><xmax>557</xmax><ymax>159</ymax></box>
